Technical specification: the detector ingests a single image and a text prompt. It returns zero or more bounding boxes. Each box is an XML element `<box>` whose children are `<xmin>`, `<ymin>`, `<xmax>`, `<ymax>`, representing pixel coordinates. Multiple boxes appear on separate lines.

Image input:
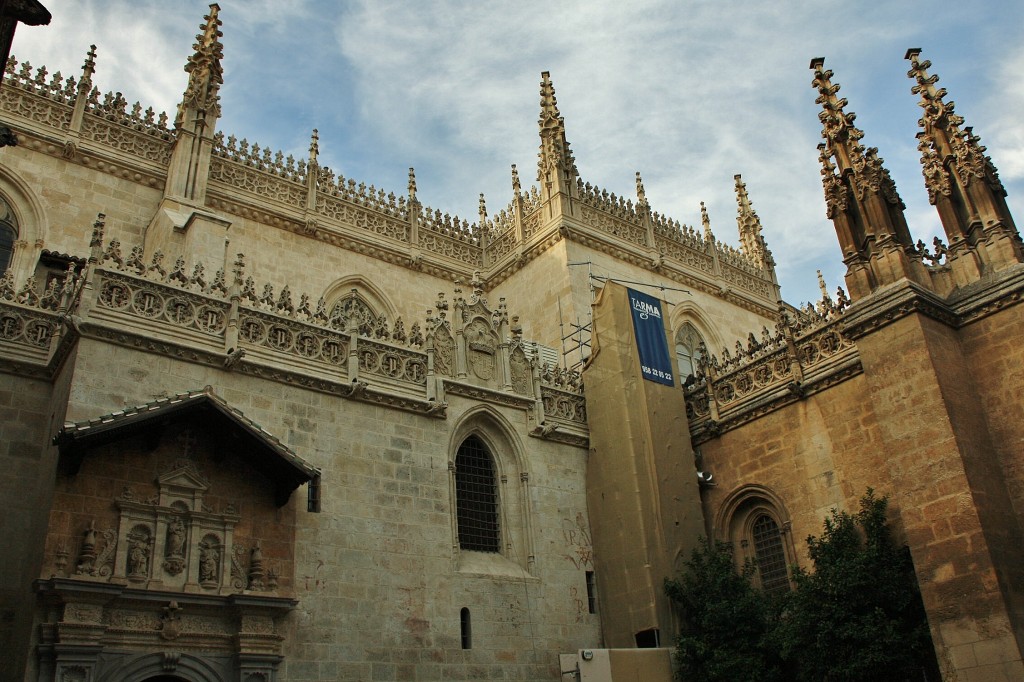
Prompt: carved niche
<box><xmin>105</xmin><ymin>459</ymin><xmax>241</xmax><ymax>593</ymax></box>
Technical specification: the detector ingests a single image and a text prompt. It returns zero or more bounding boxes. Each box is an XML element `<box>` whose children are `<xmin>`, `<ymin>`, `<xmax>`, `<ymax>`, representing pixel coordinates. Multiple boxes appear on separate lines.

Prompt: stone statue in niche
<box><xmin>128</xmin><ymin>541</ymin><xmax>147</xmax><ymax>576</ymax></box>
<box><xmin>126</xmin><ymin>526</ymin><xmax>151</xmax><ymax>581</ymax></box>
<box><xmin>162</xmin><ymin>516</ymin><xmax>186</xmax><ymax>576</ymax></box>
<box><xmin>199</xmin><ymin>536</ymin><xmax>220</xmax><ymax>587</ymax></box>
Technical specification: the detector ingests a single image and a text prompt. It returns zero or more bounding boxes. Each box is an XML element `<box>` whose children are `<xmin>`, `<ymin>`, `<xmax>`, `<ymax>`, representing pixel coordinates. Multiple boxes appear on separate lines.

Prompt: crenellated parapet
<box><xmin>684</xmin><ymin>295</ymin><xmax>860</xmax><ymax>444</ymax></box>
<box><xmin>2</xmin><ymin>50</ymin><xmax>174</xmax><ymax>173</ymax></box>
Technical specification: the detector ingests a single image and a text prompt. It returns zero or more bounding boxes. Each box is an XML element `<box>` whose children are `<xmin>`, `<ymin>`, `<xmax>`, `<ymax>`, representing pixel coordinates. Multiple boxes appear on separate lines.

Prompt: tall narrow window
<box><xmin>0</xmin><ymin>195</ymin><xmax>18</xmax><ymax>275</ymax></box>
<box><xmin>585</xmin><ymin>570</ymin><xmax>597</xmax><ymax>614</ymax></box>
<box><xmin>675</xmin><ymin>322</ymin><xmax>705</xmax><ymax>380</ymax></box>
<box><xmin>460</xmin><ymin>607</ymin><xmax>472</xmax><ymax>649</ymax></box>
<box><xmin>752</xmin><ymin>513</ymin><xmax>789</xmax><ymax>595</ymax></box>
<box><xmin>306</xmin><ymin>473</ymin><xmax>321</xmax><ymax>513</ymax></box>
<box><xmin>455</xmin><ymin>435</ymin><xmax>500</xmax><ymax>553</ymax></box>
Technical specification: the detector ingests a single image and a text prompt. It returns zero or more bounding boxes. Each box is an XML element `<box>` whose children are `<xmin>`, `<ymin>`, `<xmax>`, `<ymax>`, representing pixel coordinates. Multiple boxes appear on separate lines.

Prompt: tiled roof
<box><xmin>54</xmin><ymin>386</ymin><xmax>318</xmax><ymax>505</ymax></box>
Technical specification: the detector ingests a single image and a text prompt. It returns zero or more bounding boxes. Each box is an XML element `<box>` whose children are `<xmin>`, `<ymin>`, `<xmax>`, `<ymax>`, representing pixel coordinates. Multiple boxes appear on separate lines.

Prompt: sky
<box><xmin>8</xmin><ymin>0</ymin><xmax>1023</xmax><ymax>307</ymax></box>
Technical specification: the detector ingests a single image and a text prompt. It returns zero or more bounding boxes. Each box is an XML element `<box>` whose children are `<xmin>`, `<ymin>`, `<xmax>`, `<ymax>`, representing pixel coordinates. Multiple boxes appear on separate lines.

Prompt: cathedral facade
<box><xmin>1</xmin><ymin>5</ymin><xmax>1022</xmax><ymax>682</ymax></box>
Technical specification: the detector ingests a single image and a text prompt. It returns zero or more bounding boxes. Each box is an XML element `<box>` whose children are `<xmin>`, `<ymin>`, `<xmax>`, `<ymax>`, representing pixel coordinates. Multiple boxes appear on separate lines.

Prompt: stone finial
<box><xmin>700</xmin><ymin>201</ymin><xmax>713</xmax><ymax>240</ymax></box>
<box><xmin>177</xmin><ymin>3</ymin><xmax>224</xmax><ymax>128</ymax></box>
<box><xmin>408</xmin><ymin>167</ymin><xmax>417</xmax><ymax>199</ymax></box>
<box><xmin>817</xmin><ymin>269</ymin><xmax>829</xmax><ymax>299</ymax></box>
<box><xmin>538</xmin><ymin>71</ymin><xmax>562</xmax><ymax>129</ymax></box>
<box><xmin>734</xmin><ymin>174</ymin><xmax>771</xmax><ymax>266</ymax></box>
<box><xmin>536</xmin><ymin>71</ymin><xmax>577</xmax><ymax>180</ymax></box>
<box><xmin>511</xmin><ymin>164</ymin><xmax>521</xmax><ymax>196</ymax></box>
<box><xmin>80</xmin><ymin>45</ymin><xmax>97</xmax><ymax>84</ymax></box>
<box><xmin>308</xmin><ymin>128</ymin><xmax>319</xmax><ymax>165</ymax></box>
<box><xmin>89</xmin><ymin>213</ymin><xmax>106</xmax><ymax>250</ymax></box>
<box><xmin>635</xmin><ymin>171</ymin><xmax>647</xmax><ymax>206</ymax></box>
<box><xmin>478</xmin><ymin>193</ymin><xmax>487</xmax><ymax>225</ymax></box>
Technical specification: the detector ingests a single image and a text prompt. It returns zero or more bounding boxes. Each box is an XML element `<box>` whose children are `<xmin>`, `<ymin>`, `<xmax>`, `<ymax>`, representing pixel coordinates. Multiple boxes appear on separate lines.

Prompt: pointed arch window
<box><xmin>455</xmin><ymin>435</ymin><xmax>500</xmax><ymax>553</ymax></box>
<box><xmin>0</xmin><ymin>195</ymin><xmax>18</xmax><ymax>275</ymax></box>
<box><xmin>675</xmin><ymin>321</ymin><xmax>705</xmax><ymax>380</ymax></box>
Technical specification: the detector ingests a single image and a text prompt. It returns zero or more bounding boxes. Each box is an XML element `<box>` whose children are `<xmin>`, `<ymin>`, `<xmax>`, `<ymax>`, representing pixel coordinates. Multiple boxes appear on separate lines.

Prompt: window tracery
<box><xmin>328</xmin><ymin>293</ymin><xmax>377</xmax><ymax>332</ymax></box>
<box><xmin>675</xmin><ymin>321</ymin><xmax>705</xmax><ymax>380</ymax></box>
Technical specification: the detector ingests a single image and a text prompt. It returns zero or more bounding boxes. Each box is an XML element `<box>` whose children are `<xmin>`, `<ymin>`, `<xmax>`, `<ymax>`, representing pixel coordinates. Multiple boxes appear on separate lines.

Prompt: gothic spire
<box><xmin>810</xmin><ymin>57</ymin><xmax>923</xmax><ymax>299</ymax></box>
<box><xmin>734</xmin><ymin>174</ymin><xmax>772</xmax><ymax>267</ymax></box>
<box><xmin>906</xmin><ymin>48</ymin><xmax>1020</xmax><ymax>269</ymax></box>
<box><xmin>176</xmin><ymin>3</ymin><xmax>224</xmax><ymax>130</ymax></box>
<box><xmin>536</xmin><ymin>71</ymin><xmax>577</xmax><ymax>183</ymax></box>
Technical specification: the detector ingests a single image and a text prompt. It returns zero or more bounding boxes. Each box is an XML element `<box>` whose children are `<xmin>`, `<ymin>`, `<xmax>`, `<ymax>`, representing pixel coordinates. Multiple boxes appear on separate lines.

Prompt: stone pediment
<box><xmin>158</xmin><ymin>459</ymin><xmax>210</xmax><ymax>490</ymax></box>
<box><xmin>53</xmin><ymin>386</ymin><xmax>317</xmax><ymax>506</ymax></box>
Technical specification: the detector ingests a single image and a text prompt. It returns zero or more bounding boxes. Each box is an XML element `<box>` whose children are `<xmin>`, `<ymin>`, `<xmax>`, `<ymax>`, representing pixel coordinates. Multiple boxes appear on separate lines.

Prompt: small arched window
<box><xmin>0</xmin><ymin>195</ymin><xmax>18</xmax><ymax>275</ymax></box>
<box><xmin>675</xmin><ymin>321</ymin><xmax>705</xmax><ymax>380</ymax></box>
<box><xmin>455</xmin><ymin>435</ymin><xmax>500</xmax><ymax>553</ymax></box>
<box><xmin>460</xmin><ymin>607</ymin><xmax>472</xmax><ymax>649</ymax></box>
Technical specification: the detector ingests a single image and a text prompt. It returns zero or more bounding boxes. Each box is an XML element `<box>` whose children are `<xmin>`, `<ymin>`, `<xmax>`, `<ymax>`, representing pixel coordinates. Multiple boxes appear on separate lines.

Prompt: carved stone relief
<box><xmin>509</xmin><ymin>345</ymin><xmax>531</xmax><ymax>395</ymax></box>
<box><xmin>433</xmin><ymin>327</ymin><xmax>455</xmax><ymax>377</ymax></box>
<box><xmin>58</xmin><ymin>457</ymin><xmax>279</xmax><ymax>595</ymax></box>
<box><xmin>466</xmin><ymin>318</ymin><xmax>497</xmax><ymax>382</ymax></box>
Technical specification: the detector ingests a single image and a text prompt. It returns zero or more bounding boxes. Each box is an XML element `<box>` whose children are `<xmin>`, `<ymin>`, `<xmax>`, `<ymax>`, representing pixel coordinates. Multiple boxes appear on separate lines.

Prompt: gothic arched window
<box><xmin>675</xmin><ymin>321</ymin><xmax>705</xmax><ymax>380</ymax></box>
<box><xmin>0</xmin><ymin>195</ymin><xmax>18</xmax><ymax>275</ymax></box>
<box><xmin>718</xmin><ymin>485</ymin><xmax>795</xmax><ymax>595</ymax></box>
<box><xmin>751</xmin><ymin>513</ymin><xmax>789</xmax><ymax>595</ymax></box>
<box><xmin>455</xmin><ymin>435</ymin><xmax>500</xmax><ymax>553</ymax></box>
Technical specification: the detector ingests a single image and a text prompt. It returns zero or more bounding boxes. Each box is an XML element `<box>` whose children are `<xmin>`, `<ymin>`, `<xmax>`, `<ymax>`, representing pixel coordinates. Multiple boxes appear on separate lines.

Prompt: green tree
<box><xmin>772</xmin><ymin>490</ymin><xmax>937</xmax><ymax>681</ymax></box>
<box><xmin>665</xmin><ymin>536</ymin><xmax>781</xmax><ymax>682</ymax></box>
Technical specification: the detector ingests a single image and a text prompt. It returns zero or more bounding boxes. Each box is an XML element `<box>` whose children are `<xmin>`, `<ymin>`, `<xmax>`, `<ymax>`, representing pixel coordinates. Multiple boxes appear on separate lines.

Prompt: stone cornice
<box><xmin>559</xmin><ymin>222</ymin><xmax>777</xmax><ymax>317</ymax></box>
<box><xmin>841</xmin><ymin>265</ymin><xmax>1024</xmax><ymax>339</ymax></box>
<box><xmin>443</xmin><ymin>380</ymin><xmax>536</xmax><ymax>410</ymax></box>
<box><xmin>35</xmin><ymin>576</ymin><xmax>298</xmax><ymax>612</ymax></box>
<box><xmin>76</xmin><ymin>321</ymin><xmax>448</xmax><ymax>419</ymax></box>
<box><xmin>11</xmin><ymin>128</ymin><xmax>167</xmax><ymax>191</ymax></box>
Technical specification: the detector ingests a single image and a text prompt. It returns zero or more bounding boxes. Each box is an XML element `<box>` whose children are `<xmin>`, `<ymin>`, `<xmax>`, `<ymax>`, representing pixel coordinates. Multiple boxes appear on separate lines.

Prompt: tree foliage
<box><xmin>666</xmin><ymin>490</ymin><xmax>937</xmax><ymax>682</ymax></box>
<box><xmin>664</xmin><ymin>536</ymin><xmax>782</xmax><ymax>682</ymax></box>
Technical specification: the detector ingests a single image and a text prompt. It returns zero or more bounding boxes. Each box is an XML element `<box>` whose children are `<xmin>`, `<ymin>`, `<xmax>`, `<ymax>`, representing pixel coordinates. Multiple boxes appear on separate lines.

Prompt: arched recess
<box><xmin>94</xmin><ymin>652</ymin><xmax>224</xmax><ymax>682</ymax></box>
<box><xmin>669</xmin><ymin>303</ymin><xmax>719</xmax><ymax>380</ymax></box>
<box><xmin>715</xmin><ymin>484</ymin><xmax>797</xmax><ymax>595</ymax></box>
<box><xmin>321</xmin><ymin>275</ymin><xmax>398</xmax><ymax>331</ymax></box>
<box><xmin>447</xmin><ymin>405</ymin><xmax>534</xmax><ymax>575</ymax></box>
<box><xmin>0</xmin><ymin>165</ymin><xmax>48</xmax><ymax>281</ymax></box>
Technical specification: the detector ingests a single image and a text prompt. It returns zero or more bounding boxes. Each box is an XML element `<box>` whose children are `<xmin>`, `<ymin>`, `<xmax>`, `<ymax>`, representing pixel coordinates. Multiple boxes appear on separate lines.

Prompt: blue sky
<box><xmin>10</xmin><ymin>0</ymin><xmax>1023</xmax><ymax>306</ymax></box>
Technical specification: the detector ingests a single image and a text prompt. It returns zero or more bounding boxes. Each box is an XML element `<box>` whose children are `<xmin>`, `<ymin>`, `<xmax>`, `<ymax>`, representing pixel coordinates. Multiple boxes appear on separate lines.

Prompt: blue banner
<box><xmin>628</xmin><ymin>288</ymin><xmax>674</xmax><ymax>386</ymax></box>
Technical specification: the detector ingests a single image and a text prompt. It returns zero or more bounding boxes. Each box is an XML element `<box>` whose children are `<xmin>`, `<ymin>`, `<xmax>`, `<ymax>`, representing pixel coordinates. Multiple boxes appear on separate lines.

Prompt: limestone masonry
<box><xmin>1</xmin><ymin>5</ymin><xmax>1022</xmax><ymax>682</ymax></box>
